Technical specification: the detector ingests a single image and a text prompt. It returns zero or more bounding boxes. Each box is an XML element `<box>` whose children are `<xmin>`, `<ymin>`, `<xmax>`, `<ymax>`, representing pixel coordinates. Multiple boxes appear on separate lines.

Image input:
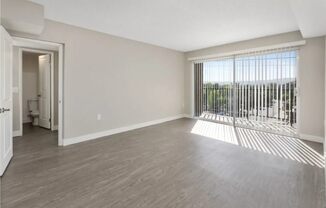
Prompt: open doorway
<box><xmin>18</xmin><ymin>49</ymin><xmax>58</xmax><ymax>135</ymax></box>
<box><xmin>11</xmin><ymin>37</ymin><xmax>64</xmax><ymax>146</ymax></box>
<box><xmin>0</xmin><ymin>31</ymin><xmax>64</xmax><ymax>176</ymax></box>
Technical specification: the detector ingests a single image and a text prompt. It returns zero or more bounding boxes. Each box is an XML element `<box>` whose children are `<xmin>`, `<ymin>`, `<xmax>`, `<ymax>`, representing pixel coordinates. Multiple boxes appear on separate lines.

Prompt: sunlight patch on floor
<box><xmin>191</xmin><ymin>120</ymin><xmax>238</xmax><ymax>145</ymax></box>
<box><xmin>191</xmin><ymin>120</ymin><xmax>325</xmax><ymax>168</ymax></box>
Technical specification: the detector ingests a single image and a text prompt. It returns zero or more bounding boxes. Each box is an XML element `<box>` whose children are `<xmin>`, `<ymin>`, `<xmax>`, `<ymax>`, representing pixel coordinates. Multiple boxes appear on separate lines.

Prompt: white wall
<box><xmin>324</xmin><ymin>35</ymin><xmax>326</xmax><ymax>187</ymax></box>
<box><xmin>0</xmin><ymin>0</ymin><xmax>2</xmax><ymax>25</ymax></box>
<box><xmin>53</xmin><ymin>52</ymin><xmax>58</xmax><ymax>126</ymax></box>
<box><xmin>184</xmin><ymin>31</ymin><xmax>325</xmax><ymax>139</ymax></box>
<box><xmin>22</xmin><ymin>52</ymin><xmax>39</xmax><ymax>123</ymax></box>
<box><xmin>324</xmin><ymin>35</ymin><xmax>326</xmax><ymax>148</ymax></box>
<box><xmin>10</xmin><ymin>19</ymin><xmax>185</xmax><ymax>140</ymax></box>
<box><xmin>298</xmin><ymin>37</ymin><xmax>325</xmax><ymax>138</ymax></box>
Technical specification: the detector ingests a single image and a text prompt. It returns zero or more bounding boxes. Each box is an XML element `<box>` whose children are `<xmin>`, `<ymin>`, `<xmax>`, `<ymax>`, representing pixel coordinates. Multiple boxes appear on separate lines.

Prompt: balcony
<box><xmin>200</xmin><ymin>112</ymin><xmax>296</xmax><ymax>136</ymax></box>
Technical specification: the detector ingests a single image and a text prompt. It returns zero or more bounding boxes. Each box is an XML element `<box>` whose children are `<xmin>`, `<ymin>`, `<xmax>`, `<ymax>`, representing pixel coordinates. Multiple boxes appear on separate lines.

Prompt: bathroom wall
<box><xmin>22</xmin><ymin>52</ymin><xmax>39</xmax><ymax>123</ymax></box>
<box><xmin>12</xmin><ymin>46</ymin><xmax>20</xmax><ymax>133</ymax></box>
<box><xmin>53</xmin><ymin>52</ymin><xmax>59</xmax><ymax>127</ymax></box>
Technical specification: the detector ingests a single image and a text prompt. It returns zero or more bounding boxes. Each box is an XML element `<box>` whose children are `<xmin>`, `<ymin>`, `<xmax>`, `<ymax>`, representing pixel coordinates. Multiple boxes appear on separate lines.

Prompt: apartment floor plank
<box><xmin>1</xmin><ymin>119</ymin><xmax>324</xmax><ymax>208</ymax></box>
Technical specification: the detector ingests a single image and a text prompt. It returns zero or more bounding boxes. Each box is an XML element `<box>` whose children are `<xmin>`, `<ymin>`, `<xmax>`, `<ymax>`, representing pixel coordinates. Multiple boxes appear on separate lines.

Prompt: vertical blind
<box><xmin>194</xmin><ymin>63</ymin><xmax>203</xmax><ymax>117</ymax></box>
<box><xmin>194</xmin><ymin>48</ymin><xmax>298</xmax><ymax>134</ymax></box>
<box><xmin>234</xmin><ymin>50</ymin><xmax>297</xmax><ymax>127</ymax></box>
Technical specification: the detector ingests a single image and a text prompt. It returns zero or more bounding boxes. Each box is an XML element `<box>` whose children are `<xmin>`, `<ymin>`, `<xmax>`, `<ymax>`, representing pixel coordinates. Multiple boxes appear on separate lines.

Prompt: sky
<box><xmin>203</xmin><ymin>50</ymin><xmax>297</xmax><ymax>84</ymax></box>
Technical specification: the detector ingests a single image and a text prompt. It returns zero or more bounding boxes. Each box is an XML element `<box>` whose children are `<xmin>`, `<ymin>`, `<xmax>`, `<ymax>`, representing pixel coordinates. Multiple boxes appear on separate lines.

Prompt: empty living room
<box><xmin>0</xmin><ymin>0</ymin><xmax>326</xmax><ymax>207</ymax></box>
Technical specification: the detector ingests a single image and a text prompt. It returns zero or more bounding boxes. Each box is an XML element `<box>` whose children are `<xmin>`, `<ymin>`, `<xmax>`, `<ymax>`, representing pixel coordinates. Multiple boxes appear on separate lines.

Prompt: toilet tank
<box><xmin>27</xmin><ymin>99</ymin><xmax>39</xmax><ymax>113</ymax></box>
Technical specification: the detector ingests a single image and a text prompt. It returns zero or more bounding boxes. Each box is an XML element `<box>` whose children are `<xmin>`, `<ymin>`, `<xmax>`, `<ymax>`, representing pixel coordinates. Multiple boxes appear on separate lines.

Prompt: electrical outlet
<box><xmin>97</xmin><ymin>114</ymin><xmax>102</xmax><ymax>120</ymax></box>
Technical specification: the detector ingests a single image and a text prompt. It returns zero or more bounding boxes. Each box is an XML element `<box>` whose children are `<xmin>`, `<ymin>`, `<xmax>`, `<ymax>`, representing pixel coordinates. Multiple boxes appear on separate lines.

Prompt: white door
<box><xmin>0</xmin><ymin>26</ymin><xmax>13</xmax><ymax>176</ymax></box>
<box><xmin>38</xmin><ymin>55</ymin><xmax>51</xmax><ymax>129</ymax></box>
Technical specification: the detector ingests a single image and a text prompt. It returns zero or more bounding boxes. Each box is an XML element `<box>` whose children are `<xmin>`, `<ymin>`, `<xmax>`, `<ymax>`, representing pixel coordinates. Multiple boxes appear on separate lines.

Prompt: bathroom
<box><xmin>12</xmin><ymin>48</ymin><xmax>59</xmax><ymax>136</ymax></box>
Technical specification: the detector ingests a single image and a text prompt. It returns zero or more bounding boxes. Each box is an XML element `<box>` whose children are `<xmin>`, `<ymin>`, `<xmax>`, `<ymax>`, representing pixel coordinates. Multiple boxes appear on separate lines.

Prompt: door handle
<box><xmin>0</xmin><ymin>108</ymin><xmax>10</xmax><ymax>113</ymax></box>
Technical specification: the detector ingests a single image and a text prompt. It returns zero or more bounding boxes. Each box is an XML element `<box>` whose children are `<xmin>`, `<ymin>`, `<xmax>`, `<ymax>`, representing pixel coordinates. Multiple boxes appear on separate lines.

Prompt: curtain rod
<box><xmin>188</xmin><ymin>40</ymin><xmax>306</xmax><ymax>62</ymax></box>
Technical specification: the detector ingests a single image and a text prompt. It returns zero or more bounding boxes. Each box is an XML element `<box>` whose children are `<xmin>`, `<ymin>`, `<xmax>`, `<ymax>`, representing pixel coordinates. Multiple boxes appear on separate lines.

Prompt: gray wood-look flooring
<box><xmin>1</xmin><ymin>119</ymin><xmax>325</xmax><ymax>208</ymax></box>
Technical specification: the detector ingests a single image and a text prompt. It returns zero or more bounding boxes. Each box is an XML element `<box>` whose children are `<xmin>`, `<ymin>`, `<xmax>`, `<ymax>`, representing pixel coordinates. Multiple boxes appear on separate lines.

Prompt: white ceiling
<box><xmin>29</xmin><ymin>0</ymin><xmax>325</xmax><ymax>52</ymax></box>
<box><xmin>289</xmin><ymin>0</ymin><xmax>326</xmax><ymax>38</ymax></box>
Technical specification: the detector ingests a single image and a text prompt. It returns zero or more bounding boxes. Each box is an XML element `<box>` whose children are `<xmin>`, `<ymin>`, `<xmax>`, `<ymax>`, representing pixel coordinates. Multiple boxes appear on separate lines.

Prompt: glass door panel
<box><xmin>201</xmin><ymin>58</ymin><xmax>234</xmax><ymax>124</ymax></box>
<box><xmin>234</xmin><ymin>50</ymin><xmax>297</xmax><ymax>136</ymax></box>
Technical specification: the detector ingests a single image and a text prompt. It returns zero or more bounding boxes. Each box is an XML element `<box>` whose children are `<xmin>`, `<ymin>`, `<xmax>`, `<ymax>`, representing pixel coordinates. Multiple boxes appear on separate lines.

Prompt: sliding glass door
<box><xmin>194</xmin><ymin>49</ymin><xmax>298</xmax><ymax>136</ymax></box>
<box><xmin>200</xmin><ymin>58</ymin><xmax>234</xmax><ymax>124</ymax></box>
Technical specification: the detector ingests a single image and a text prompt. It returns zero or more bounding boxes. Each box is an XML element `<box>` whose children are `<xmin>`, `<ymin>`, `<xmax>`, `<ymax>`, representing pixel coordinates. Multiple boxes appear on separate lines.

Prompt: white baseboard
<box><xmin>13</xmin><ymin>130</ymin><xmax>22</xmax><ymax>137</ymax></box>
<box><xmin>183</xmin><ymin>114</ymin><xmax>193</xmax><ymax>118</ymax></box>
<box><xmin>299</xmin><ymin>134</ymin><xmax>324</xmax><ymax>143</ymax></box>
<box><xmin>63</xmin><ymin>114</ymin><xmax>185</xmax><ymax>146</ymax></box>
<box><xmin>62</xmin><ymin>114</ymin><xmax>324</xmax><ymax>146</ymax></box>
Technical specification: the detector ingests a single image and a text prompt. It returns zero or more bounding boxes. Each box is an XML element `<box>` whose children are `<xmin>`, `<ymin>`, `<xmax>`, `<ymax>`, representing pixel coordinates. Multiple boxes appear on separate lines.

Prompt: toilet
<box><xmin>28</xmin><ymin>99</ymin><xmax>39</xmax><ymax>126</ymax></box>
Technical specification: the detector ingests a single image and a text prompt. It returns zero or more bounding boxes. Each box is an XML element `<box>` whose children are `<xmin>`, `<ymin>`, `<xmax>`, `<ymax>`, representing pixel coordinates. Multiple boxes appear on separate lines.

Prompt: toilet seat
<box><xmin>27</xmin><ymin>99</ymin><xmax>40</xmax><ymax>126</ymax></box>
<box><xmin>30</xmin><ymin>110</ymin><xmax>40</xmax><ymax>117</ymax></box>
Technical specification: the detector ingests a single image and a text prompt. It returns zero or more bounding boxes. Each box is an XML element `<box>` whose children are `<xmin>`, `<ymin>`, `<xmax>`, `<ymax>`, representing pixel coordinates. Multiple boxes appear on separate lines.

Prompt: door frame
<box><xmin>12</xmin><ymin>37</ymin><xmax>64</xmax><ymax>146</ymax></box>
<box><xmin>18</xmin><ymin>48</ymin><xmax>55</xmax><ymax>131</ymax></box>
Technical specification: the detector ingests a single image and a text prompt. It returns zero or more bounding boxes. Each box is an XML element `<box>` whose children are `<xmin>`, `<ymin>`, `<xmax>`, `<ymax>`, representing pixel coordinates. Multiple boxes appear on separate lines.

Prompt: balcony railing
<box><xmin>202</xmin><ymin>81</ymin><xmax>297</xmax><ymax>135</ymax></box>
